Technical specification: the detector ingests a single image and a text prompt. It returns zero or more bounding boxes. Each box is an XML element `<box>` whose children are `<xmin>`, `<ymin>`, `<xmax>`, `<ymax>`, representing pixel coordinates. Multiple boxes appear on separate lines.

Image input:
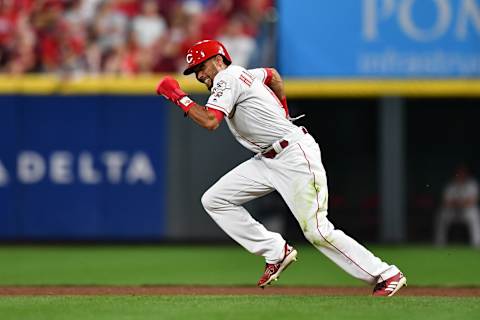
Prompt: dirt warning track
<box><xmin>0</xmin><ymin>286</ymin><xmax>479</xmax><ymax>296</ymax></box>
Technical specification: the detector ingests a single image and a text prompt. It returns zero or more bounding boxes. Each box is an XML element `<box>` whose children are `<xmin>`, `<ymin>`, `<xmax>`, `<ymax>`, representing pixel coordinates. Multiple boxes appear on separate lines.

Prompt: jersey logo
<box><xmin>212</xmin><ymin>80</ymin><xmax>230</xmax><ymax>100</ymax></box>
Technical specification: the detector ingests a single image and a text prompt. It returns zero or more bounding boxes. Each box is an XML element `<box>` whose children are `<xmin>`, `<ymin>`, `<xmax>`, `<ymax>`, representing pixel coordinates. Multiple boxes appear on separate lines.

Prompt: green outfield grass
<box><xmin>1</xmin><ymin>245</ymin><xmax>479</xmax><ymax>320</ymax></box>
<box><xmin>0</xmin><ymin>296</ymin><xmax>479</xmax><ymax>320</ymax></box>
<box><xmin>0</xmin><ymin>244</ymin><xmax>479</xmax><ymax>286</ymax></box>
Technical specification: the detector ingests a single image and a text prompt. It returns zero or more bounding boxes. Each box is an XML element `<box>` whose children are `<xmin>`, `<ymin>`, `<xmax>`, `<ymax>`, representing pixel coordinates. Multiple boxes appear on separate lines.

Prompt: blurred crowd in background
<box><xmin>0</xmin><ymin>0</ymin><xmax>276</xmax><ymax>76</ymax></box>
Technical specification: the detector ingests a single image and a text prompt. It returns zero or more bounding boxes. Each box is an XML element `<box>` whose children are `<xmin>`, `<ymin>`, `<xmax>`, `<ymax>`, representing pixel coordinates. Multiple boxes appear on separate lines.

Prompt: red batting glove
<box><xmin>156</xmin><ymin>76</ymin><xmax>195</xmax><ymax>113</ymax></box>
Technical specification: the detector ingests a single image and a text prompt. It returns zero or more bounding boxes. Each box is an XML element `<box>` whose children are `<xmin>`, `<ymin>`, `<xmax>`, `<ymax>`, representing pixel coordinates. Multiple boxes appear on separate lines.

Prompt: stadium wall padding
<box><xmin>0</xmin><ymin>96</ymin><xmax>167</xmax><ymax>240</ymax></box>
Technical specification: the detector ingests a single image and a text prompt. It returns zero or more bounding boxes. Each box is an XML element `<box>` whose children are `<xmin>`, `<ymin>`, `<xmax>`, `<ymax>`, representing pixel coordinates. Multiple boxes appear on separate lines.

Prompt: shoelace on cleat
<box><xmin>264</xmin><ymin>264</ymin><xmax>278</xmax><ymax>276</ymax></box>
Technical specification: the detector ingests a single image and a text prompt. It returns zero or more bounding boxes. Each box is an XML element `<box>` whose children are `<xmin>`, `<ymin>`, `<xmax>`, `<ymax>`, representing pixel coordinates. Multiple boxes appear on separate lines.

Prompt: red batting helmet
<box><xmin>183</xmin><ymin>40</ymin><xmax>232</xmax><ymax>75</ymax></box>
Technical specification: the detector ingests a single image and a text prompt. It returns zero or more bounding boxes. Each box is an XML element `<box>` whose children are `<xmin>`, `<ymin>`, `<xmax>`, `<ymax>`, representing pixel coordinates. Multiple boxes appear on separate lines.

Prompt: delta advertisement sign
<box><xmin>0</xmin><ymin>150</ymin><xmax>156</xmax><ymax>187</ymax></box>
<box><xmin>279</xmin><ymin>0</ymin><xmax>480</xmax><ymax>77</ymax></box>
<box><xmin>0</xmin><ymin>96</ymin><xmax>167</xmax><ymax>240</ymax></box>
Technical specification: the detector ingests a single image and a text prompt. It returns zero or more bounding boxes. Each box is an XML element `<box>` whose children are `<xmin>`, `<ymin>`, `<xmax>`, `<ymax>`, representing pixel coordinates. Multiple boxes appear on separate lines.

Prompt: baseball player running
<box><xmin>156</xmin><ymin>40</ymin><xmax>407</xmax><ymax>296</ymax></box>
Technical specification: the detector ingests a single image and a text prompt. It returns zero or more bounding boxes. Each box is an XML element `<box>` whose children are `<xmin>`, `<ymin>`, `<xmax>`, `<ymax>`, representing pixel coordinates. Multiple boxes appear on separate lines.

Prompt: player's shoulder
<box><xmin>217</xmin><ymin>65</ymin><xmax>247</xmax><ymax>78</ymax></box>
<box><xmin>213</xmin><ymin>65</ymin><xmax>248</xmax><ymax>89</ymax></box>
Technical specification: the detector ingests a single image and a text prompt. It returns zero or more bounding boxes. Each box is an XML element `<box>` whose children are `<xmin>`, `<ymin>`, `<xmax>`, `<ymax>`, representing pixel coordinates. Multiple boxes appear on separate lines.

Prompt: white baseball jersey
<box><xmin>444</xmin><ymin>179</ymin><xmax>478</xmax><ymax>206</ymax></box>
<box><xmin>205</xmin><ymin>65</ymin><xmax>297</xmax><ymax>153</ymax></box>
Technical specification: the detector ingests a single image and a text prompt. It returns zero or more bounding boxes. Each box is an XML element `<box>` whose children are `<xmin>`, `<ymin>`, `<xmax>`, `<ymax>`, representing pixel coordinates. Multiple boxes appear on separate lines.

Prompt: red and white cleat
<box><xmin>257</xmin><ymin>243</ymin><xmax>297</xmax><ymax>288</ymax></box>
<box><xmin>372</xmin><ymin>272</ymin><xmax>407</xmax><ymax>297</ymax></box>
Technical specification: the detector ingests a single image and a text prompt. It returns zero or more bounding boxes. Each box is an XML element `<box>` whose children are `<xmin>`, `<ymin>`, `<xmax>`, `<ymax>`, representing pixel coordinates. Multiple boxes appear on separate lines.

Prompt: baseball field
<box><xmin>0</xmin><ymin>244</ymin><xmax>479</xmax><ymax>319</ymax></box>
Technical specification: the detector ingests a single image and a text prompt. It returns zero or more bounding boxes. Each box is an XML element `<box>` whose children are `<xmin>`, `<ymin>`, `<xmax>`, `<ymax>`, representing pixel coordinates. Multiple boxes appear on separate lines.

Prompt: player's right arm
<box><xmin>187</xmin><ymin>105</ymin><xmax>224</xmax><ymax>130</ymax></box>
<box><xmin>156</xmin><ymin>76</ymin><xmax>224</xmax><ymax>131</ymax></box>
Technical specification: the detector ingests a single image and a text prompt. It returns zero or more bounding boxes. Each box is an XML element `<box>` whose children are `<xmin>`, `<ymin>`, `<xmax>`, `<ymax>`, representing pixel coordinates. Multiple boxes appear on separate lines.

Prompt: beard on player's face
<box><xmin>203</xmin><ymin>77</ymin><xmax>213</xmax><ymax>90</ymax></box>
<box><xmin>195</xmin><ymin>56</ymin><xmax>224</xmax><ymax>90</ymax></box>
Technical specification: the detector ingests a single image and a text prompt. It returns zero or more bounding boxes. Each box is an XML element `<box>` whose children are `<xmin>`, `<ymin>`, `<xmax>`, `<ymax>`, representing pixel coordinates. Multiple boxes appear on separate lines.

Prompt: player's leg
<box><xmin>268</xmin><ymin>134</ymin><xmax>400</xmax><ymax>285</ymax></box>
<box><xmin>434</xmin><ymin>208</ymin><xmax>454</xmax><ymax>246</ymax></box>
<box><xmin>463</xmin><ymin>207</ymin><xmax>480</xmax><ymax>248</ymax></box>
<box><xmin>201</xmin><ymin>157</ymin><xmax>286</xmax><ymax>263</ymax></box>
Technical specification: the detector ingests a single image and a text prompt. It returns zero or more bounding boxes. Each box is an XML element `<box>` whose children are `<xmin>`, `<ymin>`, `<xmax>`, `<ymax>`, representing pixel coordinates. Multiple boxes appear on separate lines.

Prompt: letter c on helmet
<box><xmin>183</xmin><ymin>40</ymin><xmax>232</xmax><ymax>75</ymax></box>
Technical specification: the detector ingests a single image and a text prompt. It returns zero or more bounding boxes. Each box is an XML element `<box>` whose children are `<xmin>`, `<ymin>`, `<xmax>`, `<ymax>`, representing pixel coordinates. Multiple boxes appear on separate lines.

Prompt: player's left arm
<box><xmin>264</xmin><ymin>68</ymin><xmax>285</xmax><ymax>100</ymax></box>
<box><xmin>263</xmin><ymin>68</ymin><xmax>290</xmax><ymax>118</ymax></box>
<box><xmin>156</xmin><ymin>76</ymin><xmax>224</xmax><ymax>131</ymax></box>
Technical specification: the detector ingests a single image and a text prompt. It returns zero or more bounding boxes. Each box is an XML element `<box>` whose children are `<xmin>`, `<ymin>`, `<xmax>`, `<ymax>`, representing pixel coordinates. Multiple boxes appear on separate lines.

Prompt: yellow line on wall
<box><xmin>0</xmin><ymin>75</ymin><xmax>479</xmax><ymax>97</ymax></box>
<box><xmin>0</xmin><ymin>75</ymin><xmax>206</xmax><ymax>95</ymax></box>
<box><xmin>285</xmin><ymin>79</ymin><xmax>480</xmax><ymax>97</ymax></box>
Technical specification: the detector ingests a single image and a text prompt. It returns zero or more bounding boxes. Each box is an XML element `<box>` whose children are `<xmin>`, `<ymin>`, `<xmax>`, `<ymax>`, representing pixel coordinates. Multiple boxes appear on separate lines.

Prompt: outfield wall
<box><xmin>0</xmin><ymin>95</ymin><xmax>168</xmax><ymax>240</ymax></box>
<box><xmin>0</xmin><ymin>76</ymin><xmax>479</xmax><ymax>243</ymax></box>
